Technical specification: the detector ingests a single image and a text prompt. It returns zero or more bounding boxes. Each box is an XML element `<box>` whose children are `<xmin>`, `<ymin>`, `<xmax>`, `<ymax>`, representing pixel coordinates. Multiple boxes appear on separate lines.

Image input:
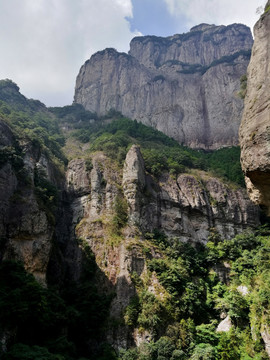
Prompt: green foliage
<box><xmin>0</xmin><ymin>261</ymin><xmax>67</xmax><ymax>340</ymax></box>
<box><xmin>112</xmin><ymin>193</ymin><xmax>128</xmax><ymax>234</ymax></box>
<box><xmin>0</xmin><ymin>86</ymin><xmax>67</xmax><ymax>166</ymax></box>
<box><xmin>71</xmin><ymin>117</ymin><xmax>244</xmax><ymax>185</ymax></box>
<box><xmin>205</xmin><ymin>146</ymin><xmax>245</xmax><ymax>187</ymax></box>
<box><xmin>0</xmin><ymin>258</ymin><xmax>112</xmax><ymax>360</ymax></box>
<box><xmin>85</xmin><ymin>158</ymin><xmax>93</xmax><ymax>172</ymax></box>
<box><xmin>34</xmin><ymin>167</ymin><xmax>59</xmax><ymax>221</ymax></box>
<box><xmin>0</xmin><ymin>145</ymin><xmax>24</xmax><ymax>173</ymax></box>
<box><xmin>238</xmin><ymin>74</ymin><xmax>248</xmax><ymax>99</ymax></box>
<box><xmin>137</xmin><ymin>291</ymin><xmax>165</xmax><ymax>334</ymax></box>
<box><xmin>121</xmin><ymin>226</ymin><xmax>270</xmax><ymax>359</ymax></box>
<box><xmin>264</xmin><ymin>4</ymin><xmax>270</xmax><ymax>13</ymax></box>
<box><xmin>147</xmin><ymin>251</ymin><xmax>210</xmax><ymax>323</ymax></box>
<box><xmin>3</xmin><ymin>343</ymin><xmax>65</xmax><ymax>360</ymax></box>
<box><xmin>49</xmin><ymin>103</ymin><xmax>98</xmax><ymax>123</ymax></box>
<box><xmin>190</xmin><ymin>343</ymin><xmax>217</xmax><ymax>360</ymax></box>
<box><xmin>124</xmin><ymin>295</ymin><xmax>141</xmax><ymax>327</ymax></box>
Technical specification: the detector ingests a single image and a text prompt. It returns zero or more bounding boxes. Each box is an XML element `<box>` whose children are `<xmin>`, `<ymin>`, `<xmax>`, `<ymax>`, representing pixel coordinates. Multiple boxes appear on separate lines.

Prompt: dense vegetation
<box><xmin>0</xmin><ymin>81</ymin><xmax>268</xmax><ymax>359</ymax></box>
<box><xmin>1</xmin><ymin>226</ymin><xmax>269</xmax><ymax>359</ymax></box>
<box><xmin>0</xmin><ymin>254</ymin><xmax>112</xmax><ymax>360</ymax></box>
<box><xmin>0</xmin><ymin>80</ymin><xmax>66</xmax><ymax>166</ymax></box>
<box><xmin>66</xmin><ymin>115</ymin><xmax>244</xmax><ymax>186</ymax></box>
<box><xmin>120</xmin><ymin>227</ymin><xmax>270</xmax><ymax>360</ymax></box>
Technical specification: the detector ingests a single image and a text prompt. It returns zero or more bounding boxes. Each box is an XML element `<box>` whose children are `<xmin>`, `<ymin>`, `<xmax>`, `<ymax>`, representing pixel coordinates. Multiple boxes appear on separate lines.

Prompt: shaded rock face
<box><xmin>239</xmin><ymin>3</ymin><xmax>270</xmax><ymax>355</ymax></box>
<box><xmin>239</xmin><ymin>3</ymin><xmax>270</xmax><ymax>214</ymax></box>
<box><xmin>122</xmin><ymin>146</ymin><xmax>259</xmax><ymax>243</ymax></box>
<box><xmin>0</xmin><ymin>120</ymin><xmax>57</xmax><ymax>284</ymax></box>
<box><xmin>74</xmin><ymin>24</ymin><xmax>253</xmax><ymax>149</ymax></box>
<box><xmin>61</xmin><ymin>145</ymin><xmax>259</xmax><ymax>347</ymax></box>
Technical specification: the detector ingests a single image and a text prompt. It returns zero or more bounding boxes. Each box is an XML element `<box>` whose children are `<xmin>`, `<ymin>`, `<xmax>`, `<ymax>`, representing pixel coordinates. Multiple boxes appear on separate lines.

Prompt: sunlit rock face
<box><xmin>64</xmin><ymin>145</ymin><xmax>259</xmax><ymax>348</ymax></box>
<box><xmin>74</xmin><ymin>24</ymin><xmax>253</xmax><ymax>149</ymax></box>
<box><xmin>239</xmin><ymin>1</ymin><xmax>270</xmax><ymax>214</ymax></box>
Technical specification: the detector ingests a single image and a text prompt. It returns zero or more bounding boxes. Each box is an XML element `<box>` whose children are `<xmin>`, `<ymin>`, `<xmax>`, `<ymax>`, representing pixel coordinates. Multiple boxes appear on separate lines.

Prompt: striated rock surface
<box><xmin>239</xmin><ymin>2</ymin><xmax>270</xmax><ymax>214</ymax></box>
<box><xmin>122</xmin><ymin>147</ymin><xmax>259</xmax><ymax>243</ymax></box>
<box><xmin>74</xmin><ymin>24</ymin><xmax>253</xmax><ymax>149</ymax></box>
<box><xmin>0</xmin><ymin>119</ymin><xmax>59</xmax><ymax>284</ymax></box>
<box><xmin>62</xmin><ymin>145</ymin><xmax>259</xmax><ymax>347</ymax></box>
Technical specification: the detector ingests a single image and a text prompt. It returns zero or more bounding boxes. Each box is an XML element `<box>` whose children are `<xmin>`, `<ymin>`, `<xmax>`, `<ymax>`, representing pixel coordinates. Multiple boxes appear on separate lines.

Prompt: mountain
<box><xmin>74</xmin><ymin>23</ymin><xmax>253</xmax><ymax>149</ymax></box>
<box><xmin>239</xmin><ymin>1</ymin><xmax>270</xmax><ymax>217</ymax></box>
<box><xmin>239</xmin><ymin>2</ymin><xmax>270</xmax><ymax>356</ymax></box>
<box><xmin>0</xmin><ymin>15</ymin><xmax>270</xmax><ymax>359</ymax></box>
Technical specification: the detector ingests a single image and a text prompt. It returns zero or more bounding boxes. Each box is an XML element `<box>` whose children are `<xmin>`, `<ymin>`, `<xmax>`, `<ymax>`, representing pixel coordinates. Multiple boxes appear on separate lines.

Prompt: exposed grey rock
<box><xmin>0</xmin><ymin>120</ymin><xmax>56</xmax><ymax>284</ymax></box>
<box><xmin>65</xmin><ymin>146</ymin><xmax>260</xmax><ymax>348</ymax></box>
<box><xmin>122</xmin><ymin>144</ymin><xmax>146</xmax><ymax>225</ymax></box>
<box><xmin>261</xmin><ymin>326</ymin><xmax>270</xmax><ymax>357</ymax></box>
<box><xmin>74</xmin><ymin>24</ymin><xmax>253</xmax><ymax>149</ymax></box>
<box><xmin>239</xmin><ymin>2</ymin><xmax>270</xmax><ymax>214</ymax></box>
<box><xmin>121</xmin><ymin>147</ymin><xmax>259</xmax><ymax>242</ymax></box>
<box><xmin>216</xmin><ymin>315</ymin><xmax>232</xmax><ymax>332</ymax></box>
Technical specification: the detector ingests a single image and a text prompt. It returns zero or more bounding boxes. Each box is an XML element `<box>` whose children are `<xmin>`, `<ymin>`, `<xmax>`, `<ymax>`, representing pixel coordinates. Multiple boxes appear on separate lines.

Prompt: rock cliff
<box><xmin>0</xmin><ymin>119</ymin><xmax>61</xmax><ymax>284</ymax></box>
<box><xmin>239</xmin><ymin>3</ymin><xmax>270</xmax><ymax>356</ymax></box>
<box><xmin>64</xmin><ymin>145</ymin><xmax>259</xmax><ymax>347</ymax></box>
<box><xmin>0</xmin><ymin>80</ymin><xmax>266</xmax><ymax>357</ymax></box>
<box><xmin>239</xmin><ymin>1</ymin><xmax>270</xmax><ymax>215</ymax></box>
<box><xmin>74</xmin><ymin>24</ymin><xmax>253</xmax><ymax>149</ymax></box>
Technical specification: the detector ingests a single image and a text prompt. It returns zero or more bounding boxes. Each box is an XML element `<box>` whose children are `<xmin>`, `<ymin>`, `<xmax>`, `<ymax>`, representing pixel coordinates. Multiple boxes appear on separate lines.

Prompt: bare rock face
<box><xmin>122</xmin><ymin>146</ymin><xmax>259</xmax><ymax>243</ymax></box>
<box><xmin>239</xmin><ymin>2</ymin><xmax>270</xmax><ymax>214</ymax></box>
<box><xmin>261</xmin><ymin>326</ymin><xmax>270</xmax><ymax>357</ymax></box>
<box><xmin>0</xmin><ymin>120</ymin><xmax>57</xmax><ymax>284</ymax></box>
<box><xmin>74</xmin><ymin>24</ymin><xmax>253</xmax><ymax>149</ymax></box>
<box><xmin>216</xmin><ymin>315</ymin><xmax>232</xmax><ymax>332</ymax></box>
<box><xmin>67</xmin><ymin>145</ymin><xmax>259</xmax><ymax>348</ymax></box>
<box><xmin>122</xmin><ymin>144</ymin><xmax>146</xmax><ymax>224</ymax></box>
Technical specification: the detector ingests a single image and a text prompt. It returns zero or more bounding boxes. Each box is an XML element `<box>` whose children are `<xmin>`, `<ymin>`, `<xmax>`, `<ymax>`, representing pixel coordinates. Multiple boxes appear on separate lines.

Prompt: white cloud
<box><xmin>0</xmin><ymin>0</ymin><xmax>266</xmax><ymax>106</ymax></box>
<box><xmin>0</xmin><ymin>0</ymin><xmax>137</xmax><ymax>106</ymax></box>
<box><xmin>114</xmin><ymin>0</ymin><xmax>133</xmax><ymax>17</ymax></box>
<box><xmin>163</xmin><ymin>0</ymin><xmax>267</xmax><ymax>33</ymax></box>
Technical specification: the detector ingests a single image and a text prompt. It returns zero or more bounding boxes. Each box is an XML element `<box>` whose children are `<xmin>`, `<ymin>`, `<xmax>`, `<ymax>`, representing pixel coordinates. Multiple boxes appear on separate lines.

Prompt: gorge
<box><xmin>0</xmin><ymin>5</ymin><xmax>269</xmax><ymax>359</ymax></box>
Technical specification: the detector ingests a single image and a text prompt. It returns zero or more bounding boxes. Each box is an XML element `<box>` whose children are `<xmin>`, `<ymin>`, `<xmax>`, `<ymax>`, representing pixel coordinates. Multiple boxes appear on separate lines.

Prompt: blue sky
<box><xmin>0</xmin><ymin>0</ymin><xmax>266</xmax><ymax>107</ymax></box>
<box><xmin>127</xmin><ymin>0</ymin><xmax>187</xmax><ymax>37</ymax></box>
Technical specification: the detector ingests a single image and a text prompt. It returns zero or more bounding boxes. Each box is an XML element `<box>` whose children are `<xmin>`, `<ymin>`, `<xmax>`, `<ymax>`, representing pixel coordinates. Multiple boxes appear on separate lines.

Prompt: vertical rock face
<box><xmin>74</xmin><ymin>24</ymin><xmax>253</xmax><ymax>149</ymax></box>
<box><xmin>59</xmin><ymin>145</ymin><xmax>259</xmax><ymax>348</ymax></box>
<box><xmin>121</xmin><ymin>146</ymin><xmax>259</xmax><ymax>243</ymax></box>
<box><xmin>0</xmin><ymin>120</ymin><xmax>57</xmax><ymax>284</ymax></box>
<box><xmin>122</xmin><ymin>145</ymin><xmax>146</xmax><ymax>224</ymax></box>
<box><xmin>239</xmin><ymin>2</ymin><xmax>270</xmax><ymax>213</ymax></box>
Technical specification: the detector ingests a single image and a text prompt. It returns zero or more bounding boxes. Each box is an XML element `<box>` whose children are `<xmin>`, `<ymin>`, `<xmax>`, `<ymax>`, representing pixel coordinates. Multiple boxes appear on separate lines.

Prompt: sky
<box><xmin>0</xmin><ymin>0</ymin><xmax>266</xmax><ymax>107</ymax></box>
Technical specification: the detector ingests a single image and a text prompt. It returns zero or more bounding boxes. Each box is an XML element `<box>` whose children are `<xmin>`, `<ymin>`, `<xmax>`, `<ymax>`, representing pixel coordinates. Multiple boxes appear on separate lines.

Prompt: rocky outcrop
<box><xmin>216</xmin><ymin>315</ymin><xmax>232</xmax><ymax>332</ymax></box>
<box><xmin>239</xmin><ymin>2</ymin><xmax>270</xmax><ymax>214</ymax></box>
<box><xmin>62</xmin><ymin>145</ymin><xmax>259</xmax><ymax>347</ymax></box>
<box><xmin>74</xmin><ymin>24</ymin><xmax>253</xmax><ymax>149</ymax></box>
<box><xmin>122</xmin><ymin>147</ymin><xmax>259</xmax><ymax>242</ymax></box>
<box><xmin>0</xmin><ymin>119</ymin><xmax>59</xmax><ymax>284</ymax></box>
<box><xmin>122</xmin><ymin>145</ymin><xmax>146</xmax><ymax>224</ymax></box>
<box><xmin>239</xmin><ymin>3</ymin><xmax>270</xmax><ymax>356</ymax></box>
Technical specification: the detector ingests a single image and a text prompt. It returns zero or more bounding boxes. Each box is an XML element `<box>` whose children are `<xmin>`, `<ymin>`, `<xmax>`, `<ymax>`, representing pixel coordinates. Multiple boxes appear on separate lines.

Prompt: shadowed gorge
<box><xmin>0</xmin><ymin>12</ymin><xmax>269</xmax><ymax>359</ymax></box>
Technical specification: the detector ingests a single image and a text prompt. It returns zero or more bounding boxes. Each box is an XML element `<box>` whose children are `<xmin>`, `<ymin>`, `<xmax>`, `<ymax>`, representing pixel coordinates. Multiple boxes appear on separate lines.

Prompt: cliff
<box><xmin>0</xmin><ymin>80</ymin><xmax>268</xmax><ymax>358</ymax></box>
<box><xmin>239</xmin><ymin>1</ymin><xmax>270</xmax><ymax>215</ymax></box>
<box><xmin>0</xmin><ymin>119</ymin><xmax>61</xmax><ymax>284</ymax></box>
<box><xmin>65</xmin><ymin>145</ymin><xmax>259</xmax><ymax>347</ymax></box>
<box><xmin>239</xmin><ymin>2</ymin><xmax>270</xmax><ymax>355</ymax></box>
<box><xmin>74</xmin><ymin>24</ymin><xmax>253</xmax><ymax>149</ymax></box>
